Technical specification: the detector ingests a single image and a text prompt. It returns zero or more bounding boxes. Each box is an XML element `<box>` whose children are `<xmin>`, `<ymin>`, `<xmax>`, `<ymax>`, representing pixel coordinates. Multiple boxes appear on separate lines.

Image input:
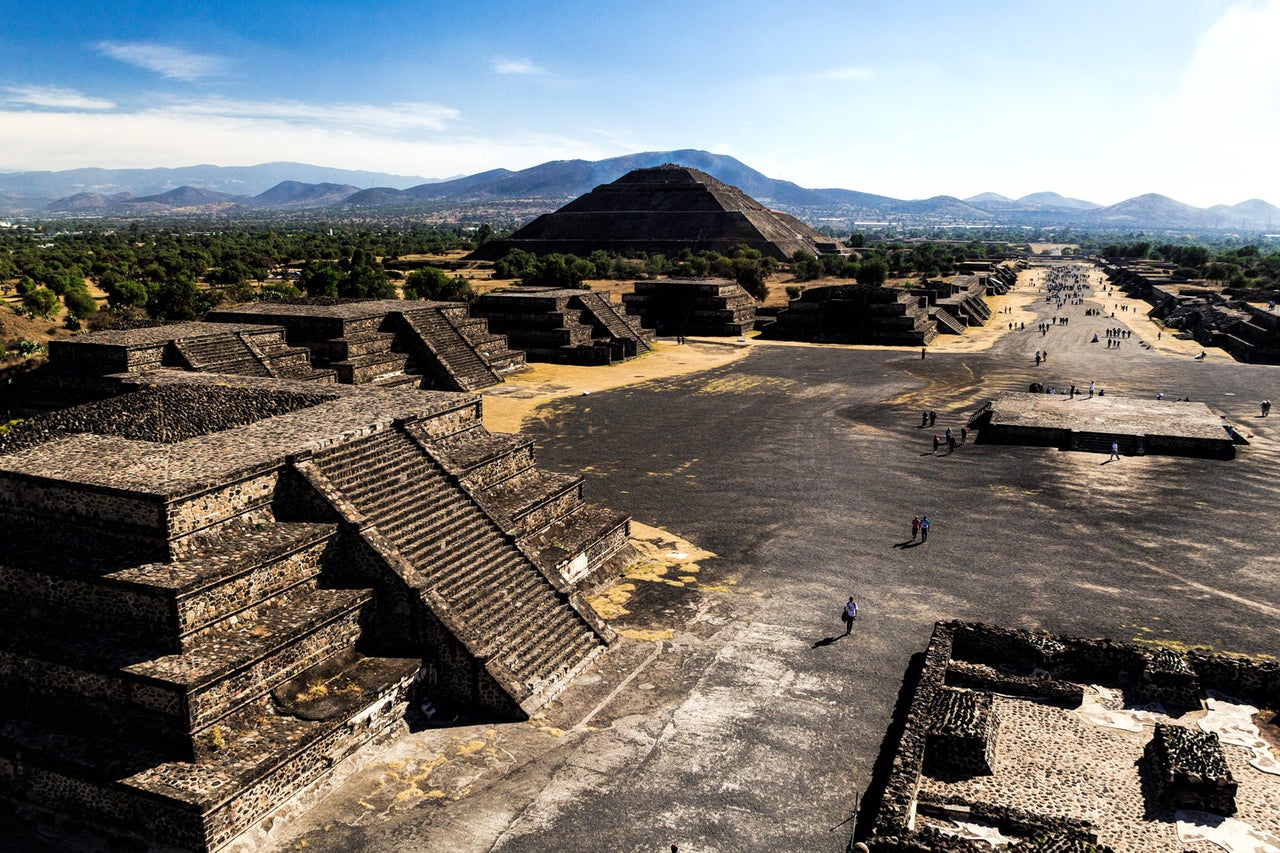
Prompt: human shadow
<box><xmin>1101</xmin><ymin>458</ymin><xmax>1117</xmax><ymax>465</ymax></box>
<box><xmin>811</xmin><ymin>635</ymin><xmax>845</xmax><ymax>648</ymax></box>
<box><xmin>892</xmin><ymin>540</ymin><xmax>922</xmax><ymax>549</ymax></box>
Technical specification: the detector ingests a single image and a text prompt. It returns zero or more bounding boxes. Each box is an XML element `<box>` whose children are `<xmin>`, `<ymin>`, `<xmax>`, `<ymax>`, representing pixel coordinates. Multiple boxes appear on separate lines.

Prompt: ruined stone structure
<box><xmin>207</xmin><ymin>300</ymin><xmax>527</xmax><ymax>389</ymax></box>
<box><xmin>1146</xmin><ymin>723</ymin><xmax>1237</xmax><ymax>815</ymax></box>
<box><xmin>620</xmin><ymin>278</ymin><xmax>756</xmax><ymax>337</ymax></box>
<box><xmin>23</xmin><ymin>301</ymin><xmax>528</xmax><ymax>416</ymax></box>
<box><xmin>968</xmin><ymin>391</ymin><xmax>1239</xmax><ymax>460</ymax></box>
<box><xmin>470</xmin><ymin>164</ymin><xmax>833</xmax><ymax>261</ymax></box>
<box><xmin>1103</xmin><ymin>262</ymin><xmax>1280</xmax><ymax>364</ymax></box>
<box><xmin>0</xmin><ymin>371</ymin><xmax>631</xmax><ymax>851</ymax></box>
<box><xmin>471</xmin><ymin>287</ymin><xmax>656</xmax><ymax>363</ymax></box>
<box><xmin>762</xmin><ymin>265</ymin><xmax>1014</xmax><ymax>346</ymax></box>
<box><xmin>922</xmin><ymin>688</ymin><xmax>999</xmax><ymax>778</ymax></box>
<box><xmin>866</xmin><ymin>622</ymin><xmax>1280</xmax><ymax>851</ymax></box>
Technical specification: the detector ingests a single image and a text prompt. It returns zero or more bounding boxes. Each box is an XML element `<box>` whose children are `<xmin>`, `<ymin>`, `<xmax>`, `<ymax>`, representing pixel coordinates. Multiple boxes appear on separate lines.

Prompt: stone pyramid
<box><xmin>472</xmin><ymin>164</ymin><xmax>829</xmax><ymax>261</ymax></box>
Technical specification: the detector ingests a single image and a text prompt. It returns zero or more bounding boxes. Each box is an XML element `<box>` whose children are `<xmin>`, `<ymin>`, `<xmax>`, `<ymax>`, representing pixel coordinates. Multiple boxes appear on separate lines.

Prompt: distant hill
<box><xmin>4</xmin><ymin>151</ymin><xmax>1277</xmax><ymax>232</ymax></box>
<box><xmin>251</xmin><ymin>181</ymin><xmax>360</xmax><ymax>208</ymax></box>
<box><xmin>0</xmin><ymin>162</ymin><xmax>432</xmax><ymax>208</ymax></box>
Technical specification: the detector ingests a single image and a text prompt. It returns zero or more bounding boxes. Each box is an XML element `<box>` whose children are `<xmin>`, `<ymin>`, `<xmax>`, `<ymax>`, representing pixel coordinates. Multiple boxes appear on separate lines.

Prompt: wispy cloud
<box><xmin>492</xmin><ymin>57</ymin><xmax>550</xmax><ymax>76</ymax></box>
<box><xmin>96</xmin><ymin>41</ymin><xmax>226</xmax><ymax>80</ymax></box>
<box><xmin>811</xmin><ymin>66</ymin><xmax>875</xmax><ymax>81</ymax></box>
<box><xmin>166</xmin><ymin>97</ymin><xmax>460</xmax><ymax>135</ymax></box>
<box><xmin>3</xmin><ymin>85</ymin><xmax>115</xmax><ymax>110</ymax></box>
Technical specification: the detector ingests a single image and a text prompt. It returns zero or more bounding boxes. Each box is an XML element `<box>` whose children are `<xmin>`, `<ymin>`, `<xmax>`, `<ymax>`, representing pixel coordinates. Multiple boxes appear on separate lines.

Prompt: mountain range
<box><xmin>1</xmin><ymin>150</ymin><xmax>1277</xmax><ymax>233</ymax></box>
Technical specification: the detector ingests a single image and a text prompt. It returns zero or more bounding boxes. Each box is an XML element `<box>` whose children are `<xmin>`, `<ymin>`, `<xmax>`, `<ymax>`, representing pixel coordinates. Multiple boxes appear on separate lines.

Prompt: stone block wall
<box><xmin>923</xmin><ymin>687</ymin><xmax>998</xmax><ymax>778</ymax></box>
<box><xmin>1145</xmin><ymin>723</ymin><xmax>1237</xmax><ymax>815</ymax></box>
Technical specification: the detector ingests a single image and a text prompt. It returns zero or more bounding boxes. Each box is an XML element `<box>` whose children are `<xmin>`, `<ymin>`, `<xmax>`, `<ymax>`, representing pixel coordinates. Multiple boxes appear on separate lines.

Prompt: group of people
<box><xmin>932</xmin><ymin>426</ymin><xmax>967</xmax><ymax>453</ymax></box>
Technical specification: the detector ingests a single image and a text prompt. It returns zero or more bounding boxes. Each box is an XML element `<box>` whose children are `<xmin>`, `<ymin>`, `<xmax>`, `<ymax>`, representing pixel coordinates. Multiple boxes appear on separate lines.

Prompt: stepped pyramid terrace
<box><xmin>471</xmin><ymin>287</ymin><xmax>657</xmax><ymax>364</ymax></box>
<box><xmin>17</xmin><ymin>300</ymin><xmax>529</xmax><ymax>414</ymax></box>
<box><xmin>763</xmin><ymin>263</ymin><xmax>1017</xmax><ymax>345</ymax></box>
<box><xmin>470</xmin><ymin>164</ymin><xmax>834</xmax><ymax>261</ymax></box>
<box><xmin>0</xmin><ymin>370</ymin><xmax>631</xmax><ymax>852</ymax></box>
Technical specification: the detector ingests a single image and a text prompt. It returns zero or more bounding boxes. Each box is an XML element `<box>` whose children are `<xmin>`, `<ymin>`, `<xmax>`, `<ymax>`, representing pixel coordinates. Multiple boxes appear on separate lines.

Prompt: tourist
<box><xmin>1089</xmin><ymin>381</ymin><xmax>1095</xmax><ymax>398</ymax></box>
<box><xmin>1262</xmin><ymin>400</ymin><xmax>1271</xmax><ymax>417</ymax></box>
<box><xmin>921</xmin><ymin>411</ymin><xmax>929</xmax><ymax>428</ymax></box>
<box><xmin>1109</xmin><ymin>441</ymin><xmax>1120</xmax><ymax>461</ymax></box>
<box><xmin>911</xmin><ymin>515</ymin><xmax>921</xmax><ymax>540</ymax></box>
<box><xmin>932</xmin><ymin>434</ymin><xmax>940</xmax><ymax>454</ymax></box>
<box><xmin>921</xmin><ymin>346</ymin><xmax>927</xmax><ymax>360</ymax></box>
<box><xmin>929</xmin><ymin>410</ymin><xmax>937</xmax><ymax>426</ymax></box>
<box><xmin>961</xmin><ymin>426</ymin><xmax>968</xmax><ymax>445</ymax></box>
<box><xmin>1035</xmin><ymin>352</ymin><xmax>1041</xmax><ymax>366</ymax></box>
<box><xmin>920</xmin><ymin>515</ymin><xmax>931</xmax><ymax>542</ymax></box>
<box><xmin>841</xmin><ymin>597</ymin><xmax>859</xmax><ymax>635</ymax></box>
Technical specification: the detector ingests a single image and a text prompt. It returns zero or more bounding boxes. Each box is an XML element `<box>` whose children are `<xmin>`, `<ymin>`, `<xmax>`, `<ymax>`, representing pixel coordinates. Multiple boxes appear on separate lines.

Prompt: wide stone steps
<box><xmin>1070</xmin><ymin>432</ymin><xmax>1145</xmax><ymax>455</ymax></box>
<box><xmin>576</xmin><ymin>292</ymin><xmax>654</xmax><ymax>351</ymax></box>
<box><xmin>931</xmin><ymin>307</ymin><xmax>966</xmax><ymax>335</ymax></box>
<box><xmin>402</xmin><ymin>309</ymin><xmax>502</xmax><ymax>391</ymax></box>
<box><xmin>311</xmin><ymin>426</ymin><xmax>603</xmax><ymax>701</ymax></box>
<box><xmin>175</xmin><ymin>335</ymin><xmax>271</xmax><ymax>377</ymax></box>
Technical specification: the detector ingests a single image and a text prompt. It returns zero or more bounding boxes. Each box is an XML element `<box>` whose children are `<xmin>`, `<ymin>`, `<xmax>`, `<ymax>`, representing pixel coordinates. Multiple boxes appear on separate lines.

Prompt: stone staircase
<box><xmin>397</xmin><ymin>308</ymin><xmax>505</xmax><ymax>391</ymax></box>
<box><xmin>309</xmin><ymin>425</ymin><xmax>608</xmax><ymax>704</ymax></box>
<box><xmin>575</xmin><ymin>291</ymin><xmax>655</xmax><ymax>354</ymax></box>
<box><xmin>1069</xmin><ymin>431</ymin><xmax>1145</xmax><ymax>455</ymax></box>
<box><xmin>930</xmin><ymin>306</ymin><xmax>967</xmax><ymax>335</ymax></box>
<box><xmin>174</xmin><ymin>332</ymin><xmax>271</xmax><ymax>376</ymax></box>
<box><xmin>427</xmin><ymin>420</ymin><xmax>632</xmax><ymax>588</ymax></box>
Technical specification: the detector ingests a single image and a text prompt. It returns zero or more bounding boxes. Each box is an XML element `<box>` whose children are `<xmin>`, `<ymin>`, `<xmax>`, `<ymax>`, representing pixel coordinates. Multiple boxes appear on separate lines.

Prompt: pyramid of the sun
<box><xmin>471</xmin><ymin>164</ymin><xmax>830</xmax><ymax>261</ymax></box>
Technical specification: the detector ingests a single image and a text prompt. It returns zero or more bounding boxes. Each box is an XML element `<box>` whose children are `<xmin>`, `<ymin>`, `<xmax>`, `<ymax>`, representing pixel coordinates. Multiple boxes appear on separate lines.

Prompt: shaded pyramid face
<box><xmin>474</xmin><ymin>164</ymin><xmax>828</xmax><ymax>260</ymax></box>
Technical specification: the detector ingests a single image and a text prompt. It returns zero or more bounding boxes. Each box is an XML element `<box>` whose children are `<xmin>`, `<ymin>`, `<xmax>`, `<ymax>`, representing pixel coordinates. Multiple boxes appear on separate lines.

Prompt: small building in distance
<box><xmin>470</xmin><ymin>164</ymin><xmax>835</xmax><ymax>262</ymax></box>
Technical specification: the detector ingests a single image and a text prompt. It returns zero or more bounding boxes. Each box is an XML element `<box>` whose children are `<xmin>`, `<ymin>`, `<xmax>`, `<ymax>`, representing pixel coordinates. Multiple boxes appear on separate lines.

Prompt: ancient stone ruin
<box><xmin>1146</xmin><ymin>723</ymin><xmax>1237</xmax><ymax>815</ymax></box>
<box><xmin>866</xmin><ymin>622</ymin><xmax>1280</xmax><ymax>851</ymax></box>
<box><xmin>15</xmin><ymin>300</ymin><xmax>528</xmax><ymax>414</ymax></box>
<box><xmin>968</xmin><ymin>391</ymin><xmax>1239</xmax><ymax>459</ymax></box>
<box><xmin>470</xmin><ymin>164</ymin><xmax>834</xmax><ymax>261</ymax></box>
<box><xmin>621</xmin><ymin>278</ymin><xmax>756</xmax><ymax>337</ymax></box>
<box><xmin>763</xmin><ymin>265</ymin><xmax>1015</xmax><ymax>345</ymax></box>
<box><xmin>0</xmin><ymin>370</ymin><xmax>631</xmax><ymax>851</ymax></box>
<box><xmin>1102</xmin><ymin>261</ymin><xmax>1280</xmax><ymax>364</ymax></box>
<box><xmin>471</xmin><ymin>287</ymin><xmax>656</xmax><ymax>363</ymax></box>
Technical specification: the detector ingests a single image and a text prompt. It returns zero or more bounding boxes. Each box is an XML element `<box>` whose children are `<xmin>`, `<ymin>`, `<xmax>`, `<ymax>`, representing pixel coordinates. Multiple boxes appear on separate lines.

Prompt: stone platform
<box><xmin>969</xmin><ymin>391</ymin><xmax>1238</xmax><ymax>459</ymax></box>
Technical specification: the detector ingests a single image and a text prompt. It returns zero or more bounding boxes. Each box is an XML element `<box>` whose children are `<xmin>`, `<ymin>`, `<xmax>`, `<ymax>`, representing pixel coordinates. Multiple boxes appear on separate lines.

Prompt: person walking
<box><xmin>911</xmin><ymin>515</ymin><xmax>921</xmax><ymax>541</ymax></box>
<box><xmin>1089</xmin><ymin>381</ymin><xmax>1095</xmax><ymax>398</ymax></box>
<box><xmin>1109</xmin><ymin>441</ymin><xmax>1120</xmax><ymax>461</ymax></box>
<box><xmin>932</xmin><ymin>433</ymin><xmax>941</xmax><ymax>454</ymax></box>
<box><xmin>841</xmin><ymin>597</ymin><xmax>859</xmax><ymax>635</ymax></box>
<box><xmin>929</xmin><ymin>410</ymin><xmax>937</xmax><ymax>427</ymax></box>
<box><xmin>920</xmin><ymin>515</ymin><xmax>931</xmax><ymax>542</ymax></box>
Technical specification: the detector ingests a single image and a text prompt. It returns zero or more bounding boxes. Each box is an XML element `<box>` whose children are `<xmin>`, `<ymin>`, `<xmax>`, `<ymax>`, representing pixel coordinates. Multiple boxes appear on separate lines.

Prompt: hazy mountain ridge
<box><xmin>5</xmin><ymin>151</ymin><xmax>1278</xmax><ymax>231</ymax></box>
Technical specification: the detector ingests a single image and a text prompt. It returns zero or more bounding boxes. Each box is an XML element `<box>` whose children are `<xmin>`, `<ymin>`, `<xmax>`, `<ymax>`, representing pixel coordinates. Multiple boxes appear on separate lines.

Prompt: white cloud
<box><xmin>492</xmin><ymin>57</ymin><xmax>550</xmax><ymax>76</ymax></box>
<box><xmin>165</xmin><ymin>97</ymin><xmax>460</xmax><ymax>134</ymax></box>
<box><xmin>812</xmin><ymin>66</ymin><xmax>875</xmax><ymax>81</ymax></box>
<box><xmin>96</xmin><ymin>41</ymin><xmax>226</xmax><ymax>80</ymax></box>
<box><xmin>0</xmin><ymin>101</ymin><xmax>611</xmax><ymax>178</ymax></box>
<box><xmin>3</xmin><ymin>85</ymin><xmax>115</xmax><ymax>110</ymax></box>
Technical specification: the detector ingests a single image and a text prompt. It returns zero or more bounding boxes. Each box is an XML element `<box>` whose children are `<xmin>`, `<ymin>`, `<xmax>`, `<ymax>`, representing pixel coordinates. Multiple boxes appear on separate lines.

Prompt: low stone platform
<box><xmin>969</xmin><ymin>391</ymin><xmax>1238</xmax><ymax>459</ymax></box>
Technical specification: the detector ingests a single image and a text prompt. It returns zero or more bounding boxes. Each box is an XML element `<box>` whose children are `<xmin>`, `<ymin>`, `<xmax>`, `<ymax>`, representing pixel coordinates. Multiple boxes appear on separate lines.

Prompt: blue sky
<box><xmin>1</xmin><ymin>0</ymin><xmax>1277</xmax><ymax>207</ymax></box>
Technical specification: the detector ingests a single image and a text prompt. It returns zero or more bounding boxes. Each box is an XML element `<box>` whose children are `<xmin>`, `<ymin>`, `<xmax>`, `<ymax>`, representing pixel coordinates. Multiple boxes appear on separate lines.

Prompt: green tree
<box><xmin>62</xmin><ymin>286</ymin><xmax>98</xmax><ymax>318</ymax></box>
<box><xmin>22</xmin><ymin>287</ymin><xmax>60</xmax><ymax>317</ymax></box>
<box><xmin>405</xmin><ymin>267</ymin><xmax>474</xmax><ymax>302</ymax></box>
<box><xmin>856</xmin><ymin>257</ymin><xmax>889</xmax><ymax>285</ymax></box>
